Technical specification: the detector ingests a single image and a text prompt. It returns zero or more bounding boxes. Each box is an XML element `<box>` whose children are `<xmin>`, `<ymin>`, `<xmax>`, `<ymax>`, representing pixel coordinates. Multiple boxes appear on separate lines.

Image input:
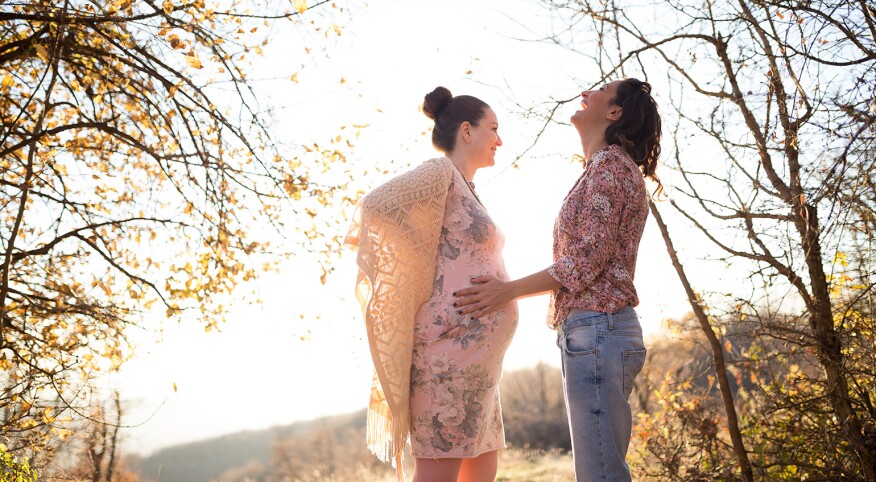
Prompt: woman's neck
<box><xmin>581</xmin><ymin>137</ymin><xmax>610</xmax><ymax>162</ymax></box>
<box><xmin>448</xmin><ymin>153</ymin><xmax>477</xmax><ymax>181</ymax></box>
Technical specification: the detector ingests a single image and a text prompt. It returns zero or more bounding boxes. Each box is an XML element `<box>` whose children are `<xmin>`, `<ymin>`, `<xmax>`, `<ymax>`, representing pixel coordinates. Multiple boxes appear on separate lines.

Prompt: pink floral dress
<box><xmin>409</xmin><ymin>166</ymin><xmax>518</xmax><ymax>458</ymax></box>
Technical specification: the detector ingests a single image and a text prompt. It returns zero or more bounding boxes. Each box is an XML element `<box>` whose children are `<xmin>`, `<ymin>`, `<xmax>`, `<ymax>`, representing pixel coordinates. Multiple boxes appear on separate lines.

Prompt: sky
<box><xmin>113</xmin><ymin>0</ymin><xmax>694</xmax><ymax>456</ymax></box>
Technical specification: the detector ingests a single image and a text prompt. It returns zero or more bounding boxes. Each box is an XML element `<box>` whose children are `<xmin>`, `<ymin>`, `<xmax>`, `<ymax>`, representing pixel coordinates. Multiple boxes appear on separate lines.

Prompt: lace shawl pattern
<box><xmin>346</xmin><ymin>157</ymin><xmax>453</xmax><ymax>480</ymax></box>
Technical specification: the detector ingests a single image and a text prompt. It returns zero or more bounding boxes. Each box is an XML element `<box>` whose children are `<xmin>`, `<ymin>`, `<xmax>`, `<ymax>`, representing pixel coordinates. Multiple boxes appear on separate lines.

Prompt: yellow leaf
<box><xmin>163</xmin><ymin>0</ymin><xmax>174</xmax><ymax>14</ymax></box>
<box><xmin>1</xmin><ymin>74</ymin><xmax>13</xmax><ymax>88</ymax></box>
<box><xmin>34</xmin><ymin>44</ymin><xmax>49</xmax><ymax>61</ymax></box>
<box><xmin>173</xmin><ymin>382</ymin><xmax>178</xmax><ymax>392</ymax></box>
<box><xmin>186</xmin><ymin>56</ymin><xmax>203</xmax><ymax>69</ymax></box>
<box><xmin>294</xmin><ymin>0</ymin><xmax>307</xmax><ymax>14</ymax></box>
<box><xmin>332</xmin><ymin>23</ymin><xmax>341</xmax><ymax>36</ymax></box>
<box><xmin>776</xmin><ymin>10</ymin><xmax>785</xmax><ymax>19</ymax></box>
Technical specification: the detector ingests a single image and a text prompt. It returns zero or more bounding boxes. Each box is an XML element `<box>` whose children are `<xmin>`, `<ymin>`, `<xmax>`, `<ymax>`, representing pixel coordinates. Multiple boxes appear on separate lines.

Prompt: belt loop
<box><xmin>608</xmin><ymin>310</ymin><xmax>614</xmax><ymax>330</ymax></box>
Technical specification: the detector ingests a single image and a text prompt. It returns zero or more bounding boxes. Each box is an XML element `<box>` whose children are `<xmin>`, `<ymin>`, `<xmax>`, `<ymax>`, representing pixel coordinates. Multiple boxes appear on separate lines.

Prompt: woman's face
<box><xmin>465</xmin><ymin>107</ymin><xmax>502</xmax><ymax>167</ymax></box>
<box><xmin>571</xmin><ymin>80</ymin><xmax>623</xmax><ymax>131</ymax></box>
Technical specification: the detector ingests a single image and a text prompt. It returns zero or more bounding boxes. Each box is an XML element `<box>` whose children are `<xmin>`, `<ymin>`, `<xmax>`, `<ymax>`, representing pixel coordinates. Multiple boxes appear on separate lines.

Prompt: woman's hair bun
<box><xmin>423</xmin><ymin>86</ymin><xmax>453</xmax><ymax>120</ymax></box>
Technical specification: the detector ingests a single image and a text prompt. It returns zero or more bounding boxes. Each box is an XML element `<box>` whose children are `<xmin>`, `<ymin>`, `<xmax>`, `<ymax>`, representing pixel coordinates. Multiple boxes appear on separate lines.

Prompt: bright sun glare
<box><xmin>117</xmin><ymin>0</ymin><xmax>691</xmax><ymax>456</ymax></box>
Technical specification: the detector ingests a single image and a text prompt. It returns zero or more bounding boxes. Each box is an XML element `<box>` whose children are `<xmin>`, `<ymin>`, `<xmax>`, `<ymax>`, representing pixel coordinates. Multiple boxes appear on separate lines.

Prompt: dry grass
<box><xmin>301</xmin><ymin>447</ymin><xmax>574</xmax><ymax>482</ymax></box>
<box><xmin>496</xmin><ymin>448</ymin><xmax>574</xmax><ymax>481</ymax></box>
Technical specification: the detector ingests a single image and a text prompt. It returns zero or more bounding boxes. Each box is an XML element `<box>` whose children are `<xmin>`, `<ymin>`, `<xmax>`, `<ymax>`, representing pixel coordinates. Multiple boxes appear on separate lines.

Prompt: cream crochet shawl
<box><xmin>345</xmin><ymin>157</ymin><xmax>453</xmax><ymax>481</ymax></box>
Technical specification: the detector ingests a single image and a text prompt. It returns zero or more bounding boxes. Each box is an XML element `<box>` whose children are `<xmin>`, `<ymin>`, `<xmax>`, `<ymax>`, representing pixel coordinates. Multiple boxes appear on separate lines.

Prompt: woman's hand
<box><xmin>454</xmin><ymin>270</ymin><xmax>559</xmax><ymax>318</ymax></box>
<box><xmin>453</xmin><ymin>275</ymin><xmax>515</xmax><ymax>318</ymax></box>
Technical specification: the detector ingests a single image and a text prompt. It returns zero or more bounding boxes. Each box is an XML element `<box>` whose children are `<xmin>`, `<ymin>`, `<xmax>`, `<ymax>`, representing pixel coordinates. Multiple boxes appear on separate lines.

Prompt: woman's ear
<box><xmin>460</xmin><ymin>121</ymin><xmax>472</xmax><ymax>144</ymax></box>
<box><xmin>607</xmin><ymin>107</ymin><xmax>623</xmax><ymax>122</ymax></box>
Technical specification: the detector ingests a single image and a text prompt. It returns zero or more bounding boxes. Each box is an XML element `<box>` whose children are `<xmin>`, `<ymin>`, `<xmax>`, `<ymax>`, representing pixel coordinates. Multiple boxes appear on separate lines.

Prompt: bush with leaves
<box><xmin>0</xmin><ymin>444</ymin><xmax>38</xmax><ymax>482</ymax></box>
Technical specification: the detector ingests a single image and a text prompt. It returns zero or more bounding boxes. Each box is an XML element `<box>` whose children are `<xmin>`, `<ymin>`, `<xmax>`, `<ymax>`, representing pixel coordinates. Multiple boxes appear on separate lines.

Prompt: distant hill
<box><xmin>128</xmin><ymin>330</ymin><xmax>796</xmax><ymax>482</ymax></box>
<box><xmin>131</xmin><ymin>362</ymin><xmax>581</xmax><ymax>482</ymax></box>
<box><xmin>133</xmin><ymin>409</ymin><xmax>368</xmax><ymax>482</ymax></box>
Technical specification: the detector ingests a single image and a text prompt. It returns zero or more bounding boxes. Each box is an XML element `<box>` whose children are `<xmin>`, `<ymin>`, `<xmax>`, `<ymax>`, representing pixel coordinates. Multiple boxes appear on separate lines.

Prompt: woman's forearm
<box><xmin>455</xmin><ymin>268</ymin><xmax>563</xmax><ymax>317</ymax></box>
<box><xmin>508</xmin><ymin>269</ymin><xmax>563</xmax><ymax>300</ymax></box>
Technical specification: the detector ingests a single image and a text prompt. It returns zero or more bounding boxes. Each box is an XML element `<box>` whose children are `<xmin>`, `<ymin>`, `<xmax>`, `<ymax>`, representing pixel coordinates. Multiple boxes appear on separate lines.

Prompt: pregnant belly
<box><xmin>415</xmin><ymin>295</ymin><xmax>518</xmax><ymax>347</ymax></box>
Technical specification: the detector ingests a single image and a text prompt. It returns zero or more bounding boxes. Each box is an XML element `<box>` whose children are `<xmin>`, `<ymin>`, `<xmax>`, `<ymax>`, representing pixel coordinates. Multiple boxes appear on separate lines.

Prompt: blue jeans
<box><xmin>557</xmin><ymin>306</ymin><xmax>647</xmax><ymax>481</ymax></box>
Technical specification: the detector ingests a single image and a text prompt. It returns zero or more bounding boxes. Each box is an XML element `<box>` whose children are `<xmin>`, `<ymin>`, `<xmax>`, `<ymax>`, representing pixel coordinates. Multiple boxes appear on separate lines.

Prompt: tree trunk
<box><xmin>650</xmin><ymin>200</ymin><xmax>755</xmax><ymax>481</ymax></box>
<box><xmin>796</xmin><ymin>202</ymin><xmax>876</xmax><ymax>477</ymax></box>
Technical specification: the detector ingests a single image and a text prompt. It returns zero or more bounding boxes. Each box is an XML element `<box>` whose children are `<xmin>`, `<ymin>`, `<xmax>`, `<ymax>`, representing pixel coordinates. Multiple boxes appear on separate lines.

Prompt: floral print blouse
<box><xmin>547</xmin><ymin>144</ymin><xmax>649</xmax><ymax>329</ymax></box>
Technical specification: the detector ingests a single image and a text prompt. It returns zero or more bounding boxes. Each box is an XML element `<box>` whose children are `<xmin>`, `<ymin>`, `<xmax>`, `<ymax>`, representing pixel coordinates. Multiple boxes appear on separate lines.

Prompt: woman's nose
<box><xmin>496</xmin><ymin>134</ymin><xmax>503</xmax><ymax>147</ymax></box>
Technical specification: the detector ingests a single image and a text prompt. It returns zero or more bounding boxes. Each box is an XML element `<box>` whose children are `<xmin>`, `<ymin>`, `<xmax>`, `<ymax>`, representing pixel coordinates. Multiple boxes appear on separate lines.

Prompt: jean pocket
<box><xmin>563</xmin><ymin>324</ymin><xmax>597</xmax><ymax>356</ymax></box>
<box><xmin>622</xmin><ymin>349</ymin><xmax>646</xmax><ymax>399</ymax></box>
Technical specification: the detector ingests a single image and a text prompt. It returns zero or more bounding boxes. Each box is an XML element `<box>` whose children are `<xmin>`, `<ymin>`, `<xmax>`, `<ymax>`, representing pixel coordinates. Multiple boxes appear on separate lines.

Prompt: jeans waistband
<box><xmin>566</xmin><ymin>306</ymin><xmax>638</xmax><ymax>330</ymax></box>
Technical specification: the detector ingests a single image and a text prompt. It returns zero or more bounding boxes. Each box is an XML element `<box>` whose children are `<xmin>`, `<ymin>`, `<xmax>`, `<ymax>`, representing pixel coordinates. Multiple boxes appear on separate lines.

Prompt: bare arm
<box><xmin>454</xmin><ymin>269</ymin><xmax>561</xmax><ymax>317</ymax></box>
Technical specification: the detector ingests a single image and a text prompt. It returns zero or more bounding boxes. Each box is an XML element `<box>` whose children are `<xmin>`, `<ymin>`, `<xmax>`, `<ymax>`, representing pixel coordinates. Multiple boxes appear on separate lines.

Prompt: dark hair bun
<box><xmin>423</xmin><ymin>86</ymin><xmax>453</xmax><ymax>120</ymax></box>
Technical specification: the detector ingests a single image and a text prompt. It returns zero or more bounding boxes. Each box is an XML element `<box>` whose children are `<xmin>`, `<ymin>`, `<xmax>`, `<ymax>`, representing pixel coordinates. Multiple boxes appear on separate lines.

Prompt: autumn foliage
<box><xmin>2</xmin><ymin>1</ymin><xmax>875</xmax><ymax>480</ymax></box>
<box><xmin>0</xmin><ymin>0</ymin><xmax>356</xmax><ymax>465</ymax></box>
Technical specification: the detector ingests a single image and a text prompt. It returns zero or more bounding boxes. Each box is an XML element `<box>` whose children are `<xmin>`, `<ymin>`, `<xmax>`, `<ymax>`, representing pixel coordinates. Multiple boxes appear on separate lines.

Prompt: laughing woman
<box><xmin>347</xmin><ymin>87</ymin><xmax>518</xmax><ymax>482</ymax></box>
<box><xmin>454</xmin><ymin>78</ymin><xmax>662</xmax><ymax>481</ymax></box>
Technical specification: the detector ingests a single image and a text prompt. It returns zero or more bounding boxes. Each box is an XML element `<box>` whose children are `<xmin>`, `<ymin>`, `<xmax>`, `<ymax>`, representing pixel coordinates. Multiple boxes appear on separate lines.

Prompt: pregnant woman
<box><xmin>347</xmin><ymin>86</ymin><xmax>518</xmax><ymax>482</ymax></box>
